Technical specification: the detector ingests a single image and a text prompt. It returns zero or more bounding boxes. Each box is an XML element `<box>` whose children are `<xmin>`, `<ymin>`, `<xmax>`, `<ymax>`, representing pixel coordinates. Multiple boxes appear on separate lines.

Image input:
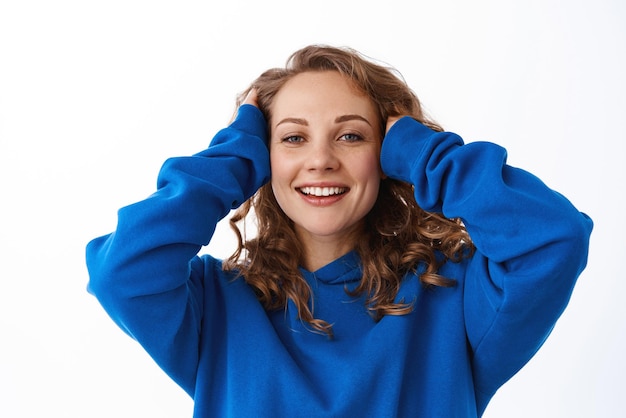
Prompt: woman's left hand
<box><xmin>385</xmin><ymin>115</ymin><xmax>403</xmax><ymax>134</ymax></box>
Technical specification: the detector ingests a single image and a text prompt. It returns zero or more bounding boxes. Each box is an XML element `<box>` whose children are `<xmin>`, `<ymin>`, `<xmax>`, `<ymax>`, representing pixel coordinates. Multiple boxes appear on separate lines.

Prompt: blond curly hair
<box><xmin>224</xmin><ymin>45</ymin><xmax>473</xmax><ymax>337</ymax></box>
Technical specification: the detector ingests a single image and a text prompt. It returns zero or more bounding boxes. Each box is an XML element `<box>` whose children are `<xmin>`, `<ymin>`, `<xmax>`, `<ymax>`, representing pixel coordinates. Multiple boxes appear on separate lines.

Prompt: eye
<box><xmin>282</xmin><ymin>135</ymin><xmax>304</xmax><ymax>143</ymax></box>
<box><xmin>339</xmin><ymin>133</ymin><xmax>363</xmax><ymax>142</ymax></box>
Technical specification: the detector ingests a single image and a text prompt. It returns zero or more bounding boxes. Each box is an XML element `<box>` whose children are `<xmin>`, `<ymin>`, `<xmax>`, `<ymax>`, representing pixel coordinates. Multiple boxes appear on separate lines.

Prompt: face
<box><xmin>269</xmin><ymin>71</ymin><xmax>383</xmax><ymax>250</ymax></box>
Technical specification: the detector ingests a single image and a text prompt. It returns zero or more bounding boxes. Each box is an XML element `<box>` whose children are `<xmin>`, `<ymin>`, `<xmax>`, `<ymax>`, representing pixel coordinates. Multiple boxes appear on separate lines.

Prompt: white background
<box><xmin>1</xmin><ymin>1</ymin><xmax>624</xmax><ymax>416</ymax></box>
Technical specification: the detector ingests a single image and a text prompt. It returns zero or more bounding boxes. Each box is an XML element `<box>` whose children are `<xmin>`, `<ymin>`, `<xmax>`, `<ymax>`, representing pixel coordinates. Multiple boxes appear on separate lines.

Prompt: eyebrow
<box><xmin>334</xmin><ymin>114</ymin><xmax>372</xmax><ymax>126</ymax></box>
<box><xmin>275</xmin><ymin>114</ymin><xmax>372</xmax><ymax>128</ymax></box>
<box><xmin>275</xmin><ymin>117</ymin><xmax>308</xmax><ymax>127</ymax></box>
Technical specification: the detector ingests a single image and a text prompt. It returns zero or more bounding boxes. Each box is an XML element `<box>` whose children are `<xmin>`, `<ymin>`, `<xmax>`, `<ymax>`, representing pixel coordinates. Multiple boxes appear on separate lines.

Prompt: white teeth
<box><xmin>300</xmin><ymin>186</ymin><xmax>346</xmax><ymax>196</ymax></box>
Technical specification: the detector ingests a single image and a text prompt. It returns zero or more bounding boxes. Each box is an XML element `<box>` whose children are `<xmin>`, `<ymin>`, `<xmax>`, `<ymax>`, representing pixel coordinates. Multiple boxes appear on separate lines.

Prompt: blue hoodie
<box><xmin>86</xmin><ymin>105</ymin><xmax>592</xmax><ymax>417</ymax></box>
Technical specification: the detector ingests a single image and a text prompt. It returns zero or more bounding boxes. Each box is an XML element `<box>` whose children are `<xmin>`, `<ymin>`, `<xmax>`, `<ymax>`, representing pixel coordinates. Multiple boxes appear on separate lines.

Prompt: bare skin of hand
<box><xmin>242</xmin><ymin>88</ymin><xmax>259</xmax><ymax>108</ymax></box>
<box><xmin>385</xmin><ymin>115</ymin><xmax>402</xmax><ymax>134</ymax></box>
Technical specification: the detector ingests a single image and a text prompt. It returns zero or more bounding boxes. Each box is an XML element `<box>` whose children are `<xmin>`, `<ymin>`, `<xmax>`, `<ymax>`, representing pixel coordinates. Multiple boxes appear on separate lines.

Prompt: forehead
<box><xmin>270</xmin><ymin>71</ymin><xmax>378</xmax><ymax>122</ymax></box>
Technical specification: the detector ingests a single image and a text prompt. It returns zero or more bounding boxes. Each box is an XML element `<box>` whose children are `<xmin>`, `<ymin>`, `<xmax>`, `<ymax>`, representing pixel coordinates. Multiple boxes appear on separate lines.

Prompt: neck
<box><xmin>301</xmin><ymin>246</ymin><xmax>352</xmax><ymax>272</ymax></box>
<box><xmin>297</xmin><ymin>231</ymin><xmax>360</xmax><ymax>272</ymax></box>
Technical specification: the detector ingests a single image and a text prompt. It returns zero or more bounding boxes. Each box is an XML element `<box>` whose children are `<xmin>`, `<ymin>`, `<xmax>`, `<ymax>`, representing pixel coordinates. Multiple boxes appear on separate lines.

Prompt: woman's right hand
<box><xmin>242</xmin><ymin>88</ymin><xmax>259</xmax><ymax>108</ymax></box>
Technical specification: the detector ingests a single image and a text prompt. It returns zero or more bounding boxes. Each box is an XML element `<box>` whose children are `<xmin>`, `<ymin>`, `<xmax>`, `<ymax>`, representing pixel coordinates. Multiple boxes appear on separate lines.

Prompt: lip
<box><xmin>296</xmin><ymin>183</ymin><xmax>349</xmax><ymax>207</ymax></box>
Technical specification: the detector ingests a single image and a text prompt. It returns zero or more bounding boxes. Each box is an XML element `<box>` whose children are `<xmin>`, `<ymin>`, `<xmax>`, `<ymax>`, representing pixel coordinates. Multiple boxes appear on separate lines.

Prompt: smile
<box><xmin>298</xmin><ymin>186</ymin><xmax>347</xmax><ymax>197</ymax></box>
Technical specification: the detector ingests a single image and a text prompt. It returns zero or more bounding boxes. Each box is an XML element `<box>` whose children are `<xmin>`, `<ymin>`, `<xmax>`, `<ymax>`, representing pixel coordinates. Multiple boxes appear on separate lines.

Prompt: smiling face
<box><xmin>269</xmin><ymin>71</ymin><xmax>383</xmax><ymax>258</ymax></box>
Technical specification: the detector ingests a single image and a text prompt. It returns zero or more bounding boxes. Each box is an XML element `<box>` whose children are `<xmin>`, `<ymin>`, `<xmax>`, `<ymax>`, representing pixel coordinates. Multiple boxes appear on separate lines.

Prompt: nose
<box><xmin>305</xmin><ymin>140</ymin><xmax>339</xmax><ymax>172</ymax></box>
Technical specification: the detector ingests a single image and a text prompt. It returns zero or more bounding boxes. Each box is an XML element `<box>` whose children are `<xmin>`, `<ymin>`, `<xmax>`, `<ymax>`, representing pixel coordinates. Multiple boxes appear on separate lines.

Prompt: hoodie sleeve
<box><xmin>85</xmin><ymin>104</ymin><xmax>270</xmax><ymax>395</ymax></box>
<box><xmin>381</xmin><ymin>117</ymin><xmax>593</xmax><ymax>405</ymax></box>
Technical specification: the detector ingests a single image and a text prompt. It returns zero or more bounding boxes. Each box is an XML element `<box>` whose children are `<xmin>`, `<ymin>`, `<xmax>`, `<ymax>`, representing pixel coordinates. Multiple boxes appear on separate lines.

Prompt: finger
<box><xmin>385</xmin><ymin>115</ymin><xmax>402</xmax><ymax>134</ymax></box>
<box><xmin>242</xmin><ymin>88</ymin><xmax>259</xmax><ymax>107</ymax></box>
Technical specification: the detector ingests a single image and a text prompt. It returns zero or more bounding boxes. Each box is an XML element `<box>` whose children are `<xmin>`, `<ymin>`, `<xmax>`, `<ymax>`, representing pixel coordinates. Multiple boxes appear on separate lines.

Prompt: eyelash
<box><xmin>280</xmin><ymin>133</ymin><xmax>364</xmax><ymax>143</ymax></box>
<box><xmin>340</xmin><ymin>133</ymin><xmax>363</xmax><ymax>142</ymax></box>
<box><xmin>282</xmin><ymin>135</ymin><xmax>304</xmax><ymax>143</ymax></box>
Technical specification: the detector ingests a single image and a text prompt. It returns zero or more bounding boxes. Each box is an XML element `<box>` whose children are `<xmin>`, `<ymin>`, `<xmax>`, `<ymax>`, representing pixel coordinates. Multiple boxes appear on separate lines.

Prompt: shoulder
<box><xmin>191</xmin><ymin>254</ymin><xmax>241</xmax><ymax>281</ymax></box>
<box><xmin>399</xmin><ymin>258</ymin><xmax>470</xmax><ymax>301</ymax></box>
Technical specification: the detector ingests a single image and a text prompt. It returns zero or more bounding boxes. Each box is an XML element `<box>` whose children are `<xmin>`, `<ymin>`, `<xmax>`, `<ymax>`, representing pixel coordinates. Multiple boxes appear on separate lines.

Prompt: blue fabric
<box><xmin>86</xmin><ymin>106</ymin><xmax>592</xmax><ymax>417</ymax></box>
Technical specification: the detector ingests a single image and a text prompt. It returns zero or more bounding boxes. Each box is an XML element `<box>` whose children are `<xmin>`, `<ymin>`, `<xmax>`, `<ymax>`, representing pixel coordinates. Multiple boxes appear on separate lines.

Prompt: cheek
<box><xmin>350</xmin><ymin>153</ymin><xmax>382</xmax><ymax>202</ymax></box>
<box><xmin>269</xmin><ymin>151</ymin><xmax>295</xmax><ymax>204</ymax></box>
<box><xmin>365</xmin><ymin>154</ymin><xmax>384</xmax><ymax>201</ymax></box>
<box><xmin>356</xmin><ymin>151</ymin><xmax>383</xmax><ymax>180</ymax></box>
<box><xmin>269</xmin><ymin>151</ymin><xmax>289</xmax><ymax>182</ymax></box>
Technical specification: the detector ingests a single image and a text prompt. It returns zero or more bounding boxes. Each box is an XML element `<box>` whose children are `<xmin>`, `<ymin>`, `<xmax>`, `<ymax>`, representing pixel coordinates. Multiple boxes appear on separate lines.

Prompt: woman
<box><xmin>86</xmin><ymin>45</ymin><xmax>592</xmax><ymax>417</ymax></box>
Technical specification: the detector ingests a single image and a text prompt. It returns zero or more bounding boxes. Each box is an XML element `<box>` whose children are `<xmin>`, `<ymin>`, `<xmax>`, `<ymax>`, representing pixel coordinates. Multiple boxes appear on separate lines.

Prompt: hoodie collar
<box><xmin>299</xmin><ymin>250</ymin><xmax>362</xmax><ymax>285</ymax></box>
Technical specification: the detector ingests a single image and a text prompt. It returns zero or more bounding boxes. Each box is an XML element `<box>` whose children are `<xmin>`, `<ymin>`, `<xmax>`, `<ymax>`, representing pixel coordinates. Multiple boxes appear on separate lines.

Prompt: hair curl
<box><xmin>224</xmin><ymin>45</ymin><xmax>473</xmax><ymax>337</ymax></box>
